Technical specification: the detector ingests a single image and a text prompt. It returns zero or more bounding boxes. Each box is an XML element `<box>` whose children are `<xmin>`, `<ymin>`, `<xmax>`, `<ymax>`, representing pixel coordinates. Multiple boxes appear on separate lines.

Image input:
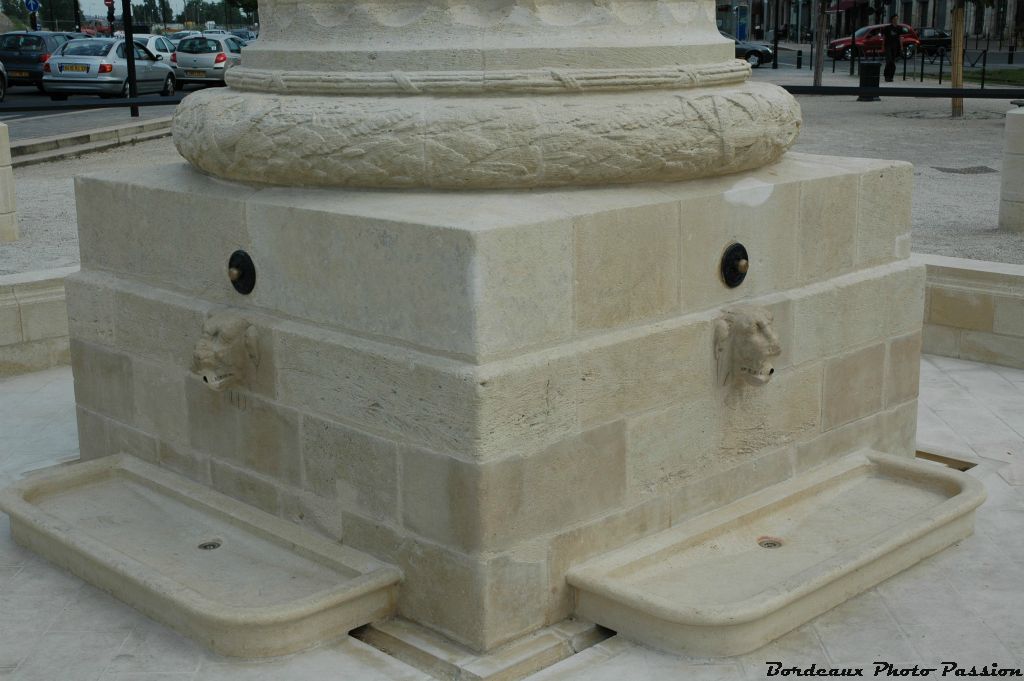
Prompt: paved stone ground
<box><xmin>1</xmin><ymin>69</ymin><xmax>1022</xmax><ymax>275</ymax></box>
<box><xmin>1</xmin><ymin>355</ymin><xmax>1023</xmax><ymax>680</ymax></box>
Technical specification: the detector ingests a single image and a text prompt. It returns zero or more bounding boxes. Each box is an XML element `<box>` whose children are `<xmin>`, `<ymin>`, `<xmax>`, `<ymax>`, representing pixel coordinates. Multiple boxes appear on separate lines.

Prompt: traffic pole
<box><xmin>120</xmin><ymin>0</ymin><xmax>139</xmax><ymax>117</ymax></box>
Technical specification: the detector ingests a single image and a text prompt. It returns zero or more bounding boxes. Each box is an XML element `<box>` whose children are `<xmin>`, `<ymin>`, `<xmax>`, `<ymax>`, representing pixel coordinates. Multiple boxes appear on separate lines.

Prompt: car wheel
<box><xmin>745</xmin><ymin>51</ymin><xmax>762</xmax><ymax>67</ymax></box>
<box><xmin>160</xmin><ymin>74</ymin><xmax>175</xmax><ymax>97</ymax></box>
<box><xmin>0</xmin><ymin>76</ymin><xmax>6</xmax><ymax>103</ymax></box>
<box><xmin>120</xmin><ymin>80</ymin><xmax>130</xmax><ymax>97</ymax></box>
<box><xmin>903</xmin><ymin>44</ymin><xmax>916</xmax><ymax>58</ymax></box>
<box><xmin>35</xmin><ymin>82</ymin><xmax>45</xmax><ymax>92</ymax></box>
<box><xmin>842</xmin><ymin>47</ymin><xmax>853</xmax><ymax>61</ymax></box>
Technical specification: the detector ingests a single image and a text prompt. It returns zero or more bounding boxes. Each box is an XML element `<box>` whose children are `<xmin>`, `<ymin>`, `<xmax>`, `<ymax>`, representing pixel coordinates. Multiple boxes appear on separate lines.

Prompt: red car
<box><xmin>827</xmin><ymin>23</ymin><xmax>921</xmax><ymax>60</ymax></box>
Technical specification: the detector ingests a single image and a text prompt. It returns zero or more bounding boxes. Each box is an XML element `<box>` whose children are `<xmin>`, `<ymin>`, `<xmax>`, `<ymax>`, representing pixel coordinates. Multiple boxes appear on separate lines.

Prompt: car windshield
<box><xmin>177</xmin><ymin>37</ymin><xmax>221</xmax><ymax>53</ymax></box>
<box><xmin>854</xmin><ymin>26</ymin><xmax>875</xmax><ymax>38</ymax></box>
<box><xmin>63</xmin><ymin>41</ymin><xmax>112</xmax><ymax>57</ymax></box>
<box><xmin>0</xmin><ymin>34</ymin><xmax>44</xmax><ymax>51</ymax></box>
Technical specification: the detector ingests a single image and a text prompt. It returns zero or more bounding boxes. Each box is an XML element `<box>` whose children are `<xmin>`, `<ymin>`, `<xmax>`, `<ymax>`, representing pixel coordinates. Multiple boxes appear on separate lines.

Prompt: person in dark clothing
<box><xmin>882</xmin><ymin>14</ymin><xmax>902</xmax><ymax>82</ymax></box>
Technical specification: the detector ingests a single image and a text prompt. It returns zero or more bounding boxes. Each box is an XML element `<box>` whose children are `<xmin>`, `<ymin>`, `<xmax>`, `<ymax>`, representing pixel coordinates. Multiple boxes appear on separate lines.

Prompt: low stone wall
<box><xmin>917</xmin><ymin>253</ymin><xmax>1024</xmax><ymax>369</ymax></box>
<box><xmin>0</xmin><ymin>267</ymin><xmax>76</xmax><ymax>376</ymax></box>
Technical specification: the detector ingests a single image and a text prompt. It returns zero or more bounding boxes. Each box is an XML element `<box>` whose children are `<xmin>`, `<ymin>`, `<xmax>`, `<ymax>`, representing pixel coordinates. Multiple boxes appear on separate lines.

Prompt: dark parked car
<box><xmin>916</xmin><ymin>27</ymin><xmax>952</xmax><ymax>55</ymax></box>
<box><xmin>827</xmin><ymin>23</ymin><xmax>921</xmax><ymax>60</ymax></box>
<box><xmin>720</xmin><ymin>32</ymin><xmax>774</xmax><ymax>67</ymax></box>
<box><xmin>0</xmin><ymin>31</ymin><xmax>69</xmax><ymax>88</ymax></box>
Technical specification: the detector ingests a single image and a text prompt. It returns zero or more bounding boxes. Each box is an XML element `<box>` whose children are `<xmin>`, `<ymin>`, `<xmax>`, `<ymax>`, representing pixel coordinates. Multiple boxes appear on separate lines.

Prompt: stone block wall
<box><xmin>67</xmin><ymin>152</ymin><xmax>922</xmax><ymax>652</ymax></box>
<box><xmin>0</xmin><ymin>268</ymin><xmax>74</xmax><ymax>375</ymax></box>
<box><xmin>0</xmin><ymin>122</ymin><xmax>15</xmax><ymax>243</ymax></box>
<box><xmin>919</xmin><ymin>253</ymin><xmax>1024</xmax><ymax>369</ymax></box>
<box><xmin>1000</xmin><ymin>108</ymin><xmax>1024</xmax><ymax>233</ymax></box>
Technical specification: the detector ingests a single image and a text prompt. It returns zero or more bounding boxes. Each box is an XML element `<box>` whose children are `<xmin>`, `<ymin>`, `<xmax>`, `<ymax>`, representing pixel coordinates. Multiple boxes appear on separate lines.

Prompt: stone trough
<box><xmin>0</xmin><ymin>454</ymin><xmax>400</xmax><ymax>657</ymax></box>
<box><xmin>568</xmin><ymin>450</ymin><xmax>985</xmax><ymax>656</ymax></box>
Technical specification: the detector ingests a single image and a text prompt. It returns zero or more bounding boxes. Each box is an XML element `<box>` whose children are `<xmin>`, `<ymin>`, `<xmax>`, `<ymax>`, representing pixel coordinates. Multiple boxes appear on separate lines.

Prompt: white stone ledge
<box><xmin>914</xmin><ymin>253</ymin><xmax>1024</xmax><ymax>369</ymax></box>
<box><xmin>0</xmin><ymin>267</ymin><xmax>77</xmax><ymax>376</ymax></box>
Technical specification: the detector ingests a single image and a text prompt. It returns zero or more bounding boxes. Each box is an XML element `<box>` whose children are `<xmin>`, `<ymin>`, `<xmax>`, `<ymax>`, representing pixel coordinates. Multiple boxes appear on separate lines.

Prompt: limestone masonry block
<box><xmin>157</xmin><ymin>440</ymin><xmax>210</xmax><ymax>485</ymax></box>
<box><xmin>885</xmin><ymin>331</ymin><xmax>922</xmax><ymax>407</ymax></box>
<box><xmin>0</xmin><ymin>123</ymin><xmax>15</xmax><ymax>243</ymax></box>
<box><xmin>401</xmin><ymin>422</ymin><xmax>627</xmax><ymax>553</ymax></box>
<box><xmin>131</xmin><ymin>359</ymin><xmax>189</xmax><ymax>446</ymax></box>
<box><xmin>1006</xmin><ymin>108</ymin><xmax>1024</xmax><ymax>154</ymax></box>
<box><xmin>186</xmin><ymin>378</ymin><xmax>301</xmax><ymax>485</ymax></box>
<box><xmin>0</xmin><ymin>286</ymin><xmax>21</xmax><ymax>346</ymax></box>
<box><xmin>790</xmin><ymin>261</ymin><xmax>924</xmax><ymax>366</ymax></box>
<box><xmin>672</xmin><ymin>177</ymin><xmax>800</xmax><ymax>313</ymax></box>
<box><xmin>573</xmin><ymin>200</ymin><xmax>680</xmax><ymax>333</ymax></box>
<box><xmin>823</xmin><ymin>343</ymin><xmax>887</xmax><ymax>431</ymax></box>
<box><xmin>301</xmin><ymin>414</ymin><xmax>399</xmax><ymax>523</ymax></box>
<box><xmin>70</xmin><ymin>339</ymin><xmax>134</xmax><ymax>423</ymax></box>
<box><xmin>577</xmin><ymin>320</ymin><xmax>712</xmax><ymax>428</ymax></box>
<box><xmin>959</xmin><ymin>330</ymin><xmax>1024</xmax><ymax>370</ymax></box>
<box><xmin>209</xmin><ymin>458</ymin><xmax>282</xmax><ymax>516</ymax></box>
<box><xmin>1000</xmin><ymin>153</ymin><xmax>1024</xmax><ymax>203</ymax></box>
<box><xmin>65</xmin><ymin>273</ymin><xmax>116</xmax><ymax>346</ymax></box>
<box><xmin>74</xmin><ymin>167</ymin><xmax>256</xmax><ymax>291</ymax></box>
<box><xmin>546</xmin><ymin>498</ymin><xmax>670</xmax><ymax>624</ymax></box>
<box><xmin>1001</xmin><ymin>109</ymin><xmax>1024</xmax><ymax>231</ymax></box>
<box><xmin>999</xmin><ymin>198</ymin><xmax>1024</xmax><ymax>233</ymax></box>
<box><xmin>0</xmin><ymin>123</ymin><xmax>11</xmax><ymax>167</ymax></box>
<box><xmin>798</xmin><ymin>173</ymin><xmax>858</xmax><ymax>284</ymax></box>
<box><xmin>929</xmin><ymin>286</ymin><xmax>995</xmax><ymax>331</ymax></box>
<box><xmin>857</xmin><ymin>161</ymin><xmax>913</xmax><ymax>267</ymax></box>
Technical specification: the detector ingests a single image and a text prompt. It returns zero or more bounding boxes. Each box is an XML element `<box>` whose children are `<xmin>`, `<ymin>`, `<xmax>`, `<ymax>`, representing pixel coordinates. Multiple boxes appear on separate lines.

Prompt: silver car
<box><xmin>134</xmin><ymin>34</ymin><xmax>176</xmax><ymax>63</ymax></box>
<box><xmin>172</xmin><ymin>35</ymin><xmax>243</xmax><ymax>88</ymax></box>
<box><xmin>42</xmin><ymin>38</ymin><xmax>175</xmax><ymax>99</ymax></box>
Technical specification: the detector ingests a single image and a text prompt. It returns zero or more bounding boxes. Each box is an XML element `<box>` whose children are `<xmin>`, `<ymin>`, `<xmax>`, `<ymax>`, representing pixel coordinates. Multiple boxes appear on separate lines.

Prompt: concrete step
<box><xmin>12</xmin><ymin>126</ymin><xmax>172</xmax><ymax>167</ymax></box>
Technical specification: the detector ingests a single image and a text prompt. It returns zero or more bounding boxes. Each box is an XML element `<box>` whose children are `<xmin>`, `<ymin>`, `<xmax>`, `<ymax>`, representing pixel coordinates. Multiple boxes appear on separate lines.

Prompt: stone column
<box><xmin>0</xmin><ymin>123</ymin><xmax>17</xmax><ymax>242</ymax></box>
<box><xmin>1000</xmin><ymin>107</ymin><xmax>1024</xmax><ymax>232</ymax></box>
<box><xmin>172</xmin><ymin>0</ymin><xmax>801</xmax><ymax>190</ymax></box>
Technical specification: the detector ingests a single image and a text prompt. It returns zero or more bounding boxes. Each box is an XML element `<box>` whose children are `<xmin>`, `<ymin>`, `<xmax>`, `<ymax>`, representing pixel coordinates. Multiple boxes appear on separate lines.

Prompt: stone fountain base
<box><xmin>55</xmin><ymin>151</ymin><xmax>933</xmax><ymax>655</ymax></box>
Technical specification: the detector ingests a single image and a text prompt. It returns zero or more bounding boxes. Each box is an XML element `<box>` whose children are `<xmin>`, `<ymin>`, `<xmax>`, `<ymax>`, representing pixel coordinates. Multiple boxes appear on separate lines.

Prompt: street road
<box><xmin>0</xmin><ymin>84</ymin><xmax>191</xmax><ymax>141</ymax></box>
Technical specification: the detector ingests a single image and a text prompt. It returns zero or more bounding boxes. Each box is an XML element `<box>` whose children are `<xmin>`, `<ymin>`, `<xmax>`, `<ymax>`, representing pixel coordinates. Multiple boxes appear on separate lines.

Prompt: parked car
<box><xmin>0</xmin><ymin>31</ymin><xmax>70</xmax><ymax>89</ymax></box>
<box><xmin>827</xmin><ymin>23</ymin><xmax>920</xmax><ymax>60</ymax></box>
<box><xmin>165</xmin><ymin>30</ymin><xmax>201</xmax><ymax>46</ymax></box>
<box><xmin>42</xmin><ymin>38</ymin><xmax>175</xmax><ymax>99</ymax></box>
<box><xmin>230</xmin><ymin>29</ymin><xmax>256</xmax><ymax>41</ymax></box>
<box><xmin>0</xmin><ymin>61</ymin><xmax>7</xmax><ymax>101</ymax></box>
<box><xmin>916</xmin><ymin>27</ymin><xmax>952</xmax><ymax>55</ymax></box>
<box><xmin>201</xmin><ymin>29</ymin><xmax>229</xmax><ymax>36</ymax></box>
<box><xmin>720</xmin><ymin>31</ymin><xmax>774</xmax><ymax>67</ymax></box>
<box><xmin>134</xmin><ymin>33</ymin><xmax>176</xmax><ymax>62</ymax></box>
<box><xmin>172</xmin><ymin>35</ymin><xmax>243</xmax><ymax>88</ymax></box>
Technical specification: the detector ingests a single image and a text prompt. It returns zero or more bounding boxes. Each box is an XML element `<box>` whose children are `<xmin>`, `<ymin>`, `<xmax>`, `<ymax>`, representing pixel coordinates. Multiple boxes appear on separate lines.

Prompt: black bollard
<box><xmin>1010</xmin><ymin>45</ymin><xmax>1015</xmax><ymax>65</ymax></box>
<box><xmin>796</xmin><ymin>49</ymin><xmax>803</xmax><ymax>69</ymax></box>
<box><xmin>858</xmin><ymin>61</ymin><xmax>881</xmax><ymax>101</ymax></box>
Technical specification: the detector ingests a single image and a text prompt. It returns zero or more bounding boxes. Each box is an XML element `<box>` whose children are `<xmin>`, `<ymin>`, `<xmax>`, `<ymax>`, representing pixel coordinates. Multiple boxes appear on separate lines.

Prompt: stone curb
<box><xmin>10</xmin><ymin>116</ymin><xmax>173</xmax><ymax>168</ymax></box>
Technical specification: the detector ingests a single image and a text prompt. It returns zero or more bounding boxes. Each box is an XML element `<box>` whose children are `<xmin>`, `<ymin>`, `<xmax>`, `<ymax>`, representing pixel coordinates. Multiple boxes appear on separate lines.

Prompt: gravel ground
<box><xmin>1</xmin><ymin>138</ymin><xmax>182</xmax><ymax>275</ymax></box>
<box><xmin>0</xmin><ymin>83</ymin><xmax>1021</xmax><ymax>276</ymax></box>
<box><xmin>783</xmin><ymin>90</ymin><xmax>1021</xmax><ymax>265</ymax></box>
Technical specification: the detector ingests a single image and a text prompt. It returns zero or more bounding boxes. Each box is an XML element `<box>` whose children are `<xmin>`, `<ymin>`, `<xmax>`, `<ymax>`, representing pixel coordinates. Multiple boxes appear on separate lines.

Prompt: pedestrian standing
<box><xmin>882</xmin><ymin>14</ymin><xmax>902</xmax><ymax>82</ymax></box>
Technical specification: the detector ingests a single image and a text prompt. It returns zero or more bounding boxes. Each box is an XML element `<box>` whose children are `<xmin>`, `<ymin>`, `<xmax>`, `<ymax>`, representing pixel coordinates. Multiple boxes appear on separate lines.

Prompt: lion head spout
<box><xmin>714</xmin><ymin>305</ymin><xmax>782</xmax><ymax>387</ymax></box>
<box><xmin>191</xmin><ymin>312</ymin><xmax>259</xmax><ymax>392</ymax></box>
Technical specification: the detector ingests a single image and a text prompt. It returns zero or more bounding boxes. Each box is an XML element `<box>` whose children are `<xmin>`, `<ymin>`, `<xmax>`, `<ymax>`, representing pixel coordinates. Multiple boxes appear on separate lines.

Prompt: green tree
<box><xmin>1</xmin><ymin>0</ymin><xmax>30</xmax><ymax>27</ymax></box>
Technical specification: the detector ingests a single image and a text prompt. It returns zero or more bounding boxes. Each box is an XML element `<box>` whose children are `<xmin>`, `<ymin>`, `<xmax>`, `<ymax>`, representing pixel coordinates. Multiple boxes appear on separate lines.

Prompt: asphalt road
<box><xmin>0</xmin><ymin>84</ymin><xmax>193</xmax><ymax>141</ymax></box>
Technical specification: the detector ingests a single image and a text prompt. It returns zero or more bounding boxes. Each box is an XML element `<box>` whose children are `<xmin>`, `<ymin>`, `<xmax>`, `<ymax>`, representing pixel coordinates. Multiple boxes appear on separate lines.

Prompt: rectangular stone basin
<box><xmin>567</xmin><ymin>450</ymin><xmax>986</xmax><ymax>657</ymax></box>
<box><xmin>0</xmin><ymin>454</ymin><xmax>402</xmax><ymax>657</ymax></box>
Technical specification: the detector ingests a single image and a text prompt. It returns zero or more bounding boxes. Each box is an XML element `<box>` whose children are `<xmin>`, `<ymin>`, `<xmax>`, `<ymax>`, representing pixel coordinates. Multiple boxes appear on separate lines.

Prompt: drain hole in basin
<box><xmin>198</xmin><ymin>540</ymin><xmax>222</xmax><ymax>551</ymax></box>
<box><xmin>757</xmin><ymin>536</ymin><xmax>783</xmax><ymax>549</ymax></box>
